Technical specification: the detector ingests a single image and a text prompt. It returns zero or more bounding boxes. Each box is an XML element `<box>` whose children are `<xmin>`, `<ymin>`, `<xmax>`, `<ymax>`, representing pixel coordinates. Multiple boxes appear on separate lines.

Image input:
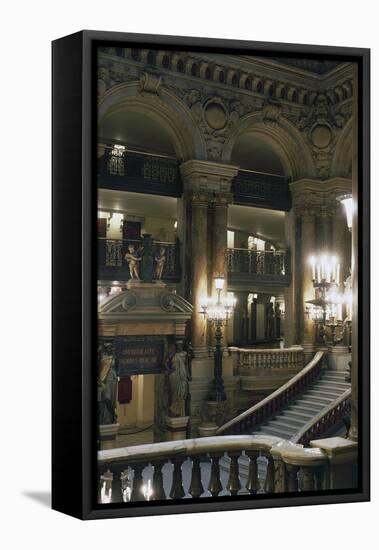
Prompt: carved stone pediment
<box><xmin>98</xmin><ymin>282</ymin><xmax>193</xmax><ymax>323</ymax></box>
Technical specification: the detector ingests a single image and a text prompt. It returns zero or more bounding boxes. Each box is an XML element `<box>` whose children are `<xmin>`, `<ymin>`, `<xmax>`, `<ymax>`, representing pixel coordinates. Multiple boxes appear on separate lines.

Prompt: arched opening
<box><xmin>99</xmin><ymin>110</ymin><xmax>176</xmax><ymax>157</ymax></box>
<box><xmin>231</xmin><ymin>132</ymin><xmax>286</xmax><ymax>175</ymax></box>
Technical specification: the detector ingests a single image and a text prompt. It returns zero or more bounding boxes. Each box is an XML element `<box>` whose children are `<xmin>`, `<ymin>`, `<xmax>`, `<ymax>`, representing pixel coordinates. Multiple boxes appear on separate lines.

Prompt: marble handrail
<box><xmin>217</xmin><ymin>351</ymin><xmax>325</xmax><ymax>435</ymax></box>
<box><xmin>291</xmin><ymin>388</ymin><xmax>351</xmax><ymax>445</ymax></box>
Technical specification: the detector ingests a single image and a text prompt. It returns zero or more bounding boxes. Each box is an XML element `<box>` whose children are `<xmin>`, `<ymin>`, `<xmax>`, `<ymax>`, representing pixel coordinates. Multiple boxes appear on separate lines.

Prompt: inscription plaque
<box><xmin>115</xmin><ymin>335</ymin><xmax>165</xmax><ymax>376</ymax></box>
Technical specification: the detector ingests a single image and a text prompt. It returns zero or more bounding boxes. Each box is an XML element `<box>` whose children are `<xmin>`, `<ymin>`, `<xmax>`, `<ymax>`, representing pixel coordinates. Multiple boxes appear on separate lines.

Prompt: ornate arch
<box><xmin>221</xmin><ymin>112</ymin><xmax>316</xmax><ymax>181</ymax></box>
<box><xmin>330</xmin><ymin>118</ymin><xmax>353</xmax><ymax>178</ymax></box>
<box><xmin>98</xmin><ymin>81</ymin><xmax>207</xmax><ymax>162</ymax></box>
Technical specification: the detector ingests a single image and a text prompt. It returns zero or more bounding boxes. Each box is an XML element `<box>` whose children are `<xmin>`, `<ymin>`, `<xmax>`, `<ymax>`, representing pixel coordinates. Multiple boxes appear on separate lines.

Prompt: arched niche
<box><xmin>98</xmin><ymin>82</ymin><xmax>206</xmax><ymax>162</ymax></box>
<box><xmin>222</xmin><ymin>114</ymin><xmax>316</xmax><ymax>181</ymax></box>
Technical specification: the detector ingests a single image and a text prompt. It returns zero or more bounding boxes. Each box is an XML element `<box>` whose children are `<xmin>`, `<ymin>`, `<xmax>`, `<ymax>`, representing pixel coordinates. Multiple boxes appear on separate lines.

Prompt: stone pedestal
<box><xmin>165</xmin><ymin>415</ymin><xmax>189</xmax><ymax>441</ymax></box>
<box><xmin>198</xmin><ymin>423</ymin><xmax>219</xmax><ymax>437</ymax></box>
<box><xmin>99</xmin><ymin>423</ymin><xmax>120</xmax><ymax>450</ymax></box>
<box><xmin>310</xmin><ymin>436</ymin><xmax>358</xmax><ymax>489</ymax></box>
<box><xmin>327</xmin><ymin>346</ymin><xmax>351</xmax><ymax>371</ymax></box>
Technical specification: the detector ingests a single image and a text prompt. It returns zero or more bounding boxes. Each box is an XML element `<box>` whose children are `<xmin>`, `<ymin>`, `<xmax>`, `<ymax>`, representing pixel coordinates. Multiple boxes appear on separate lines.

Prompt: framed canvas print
<box><xmin>52</xmin><ymin>31</ymin><xmax>370</xmax><ymax>520</ymax></box>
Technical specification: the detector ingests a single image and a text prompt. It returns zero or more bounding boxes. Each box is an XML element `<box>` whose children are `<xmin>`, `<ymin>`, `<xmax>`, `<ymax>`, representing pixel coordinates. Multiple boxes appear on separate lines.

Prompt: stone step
<box><xmin>283</xmin><ymin>408</ymin><xmax>315</xmax><ymax>421</ymax></box>
<box><xmin>307</xmin><ymin>389</ymin><xmax>342</xmax><ymax>399</ymax></box>
<box><xmin>314</xmin><ymin>382</ymin><xmax>350</xmax><ymax>391</ymax></box>
<box><xmin>296</xmin><ymin>397</ymin><xmax>328</xmax><ymax>408</ymax></box>
<box><xmin>257</xmin><ymin>426</ymin><xmax>294</xmax><ymax>439</ymax></box>
<box><xmin>277</xmin><ymin>414</ymin><xmax>305</xmax><ymax>427</ymax></box>
<box><xmin>322</xmin><ymin>372</ymin><xmax>349</xmax><ymax>381</ymax></box>
<box><xmin>265</xmin><ymin>419</ymin><xmax>299</xmax><ymax>433</ymax></box>
<box><xmin>290</xmin><ymin>402</ymin><xmax>321</xmax><ymax>414</ymax></box>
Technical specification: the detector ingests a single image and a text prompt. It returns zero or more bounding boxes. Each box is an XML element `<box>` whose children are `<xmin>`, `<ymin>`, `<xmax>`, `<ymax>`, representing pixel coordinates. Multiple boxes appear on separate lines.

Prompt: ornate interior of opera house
<box><xmin>96</xmin><ymin>46</ymin><xmax>358</xmax><ymax>503</ymax></box>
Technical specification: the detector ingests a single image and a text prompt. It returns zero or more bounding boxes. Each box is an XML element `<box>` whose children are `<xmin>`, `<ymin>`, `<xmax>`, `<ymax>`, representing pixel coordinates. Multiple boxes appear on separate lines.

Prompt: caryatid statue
<box><xmin>154</xmin><ymin>247</ymin><xmax>166</xmax><ymax>280</ymax></box>
<box><xmin>166</xmin><ymin>343</ymin><xmax>189</xmax><ymax>418</ymax></box>
<box><xmin>125</xmin><ymin>244</ymin><xmax>141</xmax><ymax>280</ymax></box>
<box><xmin>97</xmin><ymin>343</ymin><xmax>118</xmax><ymax>425</ymax></box>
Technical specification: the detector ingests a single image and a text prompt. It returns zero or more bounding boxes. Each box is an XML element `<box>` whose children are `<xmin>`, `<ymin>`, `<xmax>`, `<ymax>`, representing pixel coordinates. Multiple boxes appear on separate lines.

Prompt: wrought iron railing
<box><xmin>98</xmin><ymin>238</ymin><xmax>181</xmax><ymax>282</ymax></box>
<box><xmin>98</xmin><ymin>145</ymin><xmax>182</xmax><ymax>197</ymax></box>
<box><xmin>232</xmin><ymin>169</ymin><xmax>292</xmax><ymax>211</ymax></box>
<box><xmin>291</xmin><ymin>388</ymin><xmax>351</xmax><ymax>446</ymax></box>
<box><xmin>227</xmin><ymin>248</ymin><xmax>291</xmax><ymax>284</ymax></box>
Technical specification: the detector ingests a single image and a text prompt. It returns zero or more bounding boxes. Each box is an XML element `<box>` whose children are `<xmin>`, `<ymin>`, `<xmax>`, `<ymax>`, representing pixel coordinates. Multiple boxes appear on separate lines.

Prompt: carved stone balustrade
<box><xmin>97</xmin><ymin>433</ymin><xmax>357</xmax><ymax>503</ymax></box>
<box><xmin>229</xmin><ymin>346</ymin><xmax>304</xmax><ymax>393</ymax></box>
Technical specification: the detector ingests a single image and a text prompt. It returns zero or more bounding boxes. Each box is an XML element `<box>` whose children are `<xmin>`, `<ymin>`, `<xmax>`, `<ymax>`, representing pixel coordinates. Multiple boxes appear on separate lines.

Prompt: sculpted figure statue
<box><xmin>166</xmin><ymin>343</ymin><xmax>189</xmax><ymax>418</ymax></box>
<box><xmin>97</xmin><ymin>343</ymin><xmax>118</xmax><ymax>425</ymax></box>
<box><xmin>125</xmin><ymin>244</ymin><xmax>141</xmax><ymax>280</ymax></box>
<box><xmin>154</xmin><ymin>247</ymin><xmax>166</xmax><ymax>280</ymax></box>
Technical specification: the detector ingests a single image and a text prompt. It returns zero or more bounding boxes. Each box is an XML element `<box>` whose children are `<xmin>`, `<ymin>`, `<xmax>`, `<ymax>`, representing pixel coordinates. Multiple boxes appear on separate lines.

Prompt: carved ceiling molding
<box><xmin>97</xmin><ymin>51</ymin><xmax>354</xmax><ymax>178</ymax></box>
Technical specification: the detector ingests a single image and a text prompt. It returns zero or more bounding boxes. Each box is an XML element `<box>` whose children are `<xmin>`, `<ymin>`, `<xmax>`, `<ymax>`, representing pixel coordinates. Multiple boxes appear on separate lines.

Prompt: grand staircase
<box><xmin>252</xmin><ymin>369</ymin><xmax>350</xmax><ymax>440</ymax></box>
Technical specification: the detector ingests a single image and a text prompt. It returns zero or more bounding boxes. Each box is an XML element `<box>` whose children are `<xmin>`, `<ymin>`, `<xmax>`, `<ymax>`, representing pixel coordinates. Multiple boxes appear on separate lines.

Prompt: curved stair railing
<box><xmin>217</xmin><ymin>351</ymin><xmax>325</xmax><ymax>436</ymax></box>
<box><xmin>291</xmin><ymin>388</ymin><xmax>351</xmax><ymax>446</ymax></box>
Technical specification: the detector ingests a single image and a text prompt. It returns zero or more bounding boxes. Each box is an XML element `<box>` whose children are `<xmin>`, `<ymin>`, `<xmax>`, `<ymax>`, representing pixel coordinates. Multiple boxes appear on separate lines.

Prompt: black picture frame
<box><xmin>52</xmin><ymin>30</ymin><xmax>370</xmax><ymax>520</ymax></box>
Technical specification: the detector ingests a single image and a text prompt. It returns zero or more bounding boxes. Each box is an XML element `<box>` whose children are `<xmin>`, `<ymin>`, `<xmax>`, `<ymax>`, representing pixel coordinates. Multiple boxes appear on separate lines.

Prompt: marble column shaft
<box><xmin>301</xmin><ymin>210</ymin><xmax>316</xmax><ymax>355</ymax></box>
<box><xmin>191</xmin><ymin>196</ymin><xmax>209</xmax><ymax>352</ymax></box>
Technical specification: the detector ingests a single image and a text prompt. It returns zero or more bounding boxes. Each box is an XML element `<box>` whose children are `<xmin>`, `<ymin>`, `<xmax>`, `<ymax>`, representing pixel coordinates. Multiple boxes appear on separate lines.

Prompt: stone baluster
<box><xmin>264</xmin><ymin>454</ymin><xmax>275</xmax><ymax>493</ymax></box>
<box><xmin>226</xmin><ymin>452</ymin><xmax>241</xmax><ymax>496</ymax></box>
<box><xmin>273</xmin><ymin>457</ymin><xmax>287</xmax><ymax>493</ymax></box>
<box><xmin>151</xmin><ymin>460</ymin><xmax>166</xmax><ymax>501</ymax></box>
<box><xmin>246</xmin><ymin>451</ymin><xmax>259</xmax><ymax>494</ymax></box>
<box><xmin>130</xmin><ymin>463</ymin><xmax>145</xmax><ymax>502</ymax></box>
<box><xmin>189</xmin><ymin>456</ymin><xmax>204</xmax><ymax>498</ymax></box>
<box><xmin>286</xmin><ymin>464</ymin><xmax>299</xmax><ymax>492</ymax></box>
<box><xmin>208</xmin><ymin>453</ymin><xmax>223</xmax><ymax>497</ymax></box>
<box><xmin>110</xmin><ymin>466</ymin><xmax>124</xmax><ymax>503</ymax></box>
<box><xmin>169</xmin><ymin>458</ymin><xmax>185</xmax><ymax>499</ymax></box>
<box><xmin>299</xmin><ymin>466</ymin><xmax>316</xmax><ymax>491</ymax></box>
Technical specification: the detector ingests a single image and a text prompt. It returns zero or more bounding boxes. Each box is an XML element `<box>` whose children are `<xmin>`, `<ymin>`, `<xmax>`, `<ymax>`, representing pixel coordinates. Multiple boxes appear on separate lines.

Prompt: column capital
<box><xmin>180</xmin><ymin>159</ymin><xmax>239</xmax><ymax>196</ymax></box>
<box><xmin>290</xmin><ymin>177</ymin><xmax>352</xmax><ymax>215</ymax></box>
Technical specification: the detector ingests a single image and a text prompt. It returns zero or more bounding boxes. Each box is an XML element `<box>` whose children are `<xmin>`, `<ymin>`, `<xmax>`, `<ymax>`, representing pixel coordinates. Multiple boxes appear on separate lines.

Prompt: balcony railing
<box><xmin>97</xmin><ymin>431</ymin><xmax>357</xmax><ymax>503</ymax></box>
<box><xmin>232</xmin><ymin>169</ymin><xmax>292</xmax><ymax>211</ymax></box>
<box><xmin>98</xmin><ymin>146</ymin><xmax>182</xmax><ymax>197</ymax></box>
<box><xmin>98</xmin><ymin>238</ymin><xmax>181</xmax><ymax>282</ymax></box>
<box><xmin>227</xmin><ymin>248</ymin><xmax>291</xmax><ymax>285</ymax></box>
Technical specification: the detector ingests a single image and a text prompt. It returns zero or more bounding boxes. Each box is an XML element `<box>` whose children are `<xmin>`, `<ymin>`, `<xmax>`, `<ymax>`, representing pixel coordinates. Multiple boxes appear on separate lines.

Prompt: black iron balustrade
<box><xmin>232</xmin><ymin>169</ymin><xmax>292</xmax><ymax>211</ymax></box>
<box><xmin>228</xmin><ymin>248</ymin><xmax>291</xmax><ymax>285</ymax></box>
<box><xmin>98</xmin><ymin>146</ymin><xmax>182</xmax><ymax>197</ymax></box>
<box><xmin>98</xmin><ymin>237</ymin><xmax>181</xmax><ymax>282</ymax></box>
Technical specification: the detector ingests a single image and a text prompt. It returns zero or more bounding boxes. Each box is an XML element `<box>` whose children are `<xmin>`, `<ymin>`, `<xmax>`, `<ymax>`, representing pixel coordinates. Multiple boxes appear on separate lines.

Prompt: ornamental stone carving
<box><xmin>172</xmin><ymin>88</ymin><xmax>263</xmax><ymax>161</ymax></box>
<box><xmin>294</xmin><ymin>93</ymin><xmax>352</xmax><ymax>180</ymax></box>
<box><xmin>139</xmin><ymin>69</ymin><xmax>162</xmax><ymax>95</ymax></box>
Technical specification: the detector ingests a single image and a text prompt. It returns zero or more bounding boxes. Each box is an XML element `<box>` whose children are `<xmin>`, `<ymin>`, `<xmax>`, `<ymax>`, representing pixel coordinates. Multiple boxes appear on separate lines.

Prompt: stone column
<box><xmin>333</xmin><ymin>203</ymin><xmax>349</xmax><ymax>293</ymax></box>
<box><xmin>300</xmin><ymin>207</ymin><xmax>317</xmax><ymax>360</ymax></box>
<box><xmin>180</xmin><ymin>160</ymin><xmax>239</xmax><ymax>435</ymax></box>
<box><xmin>190</xmin><ymin>192</ymin><xmax>209</xmax><ymax>354</ymax></box>
<box><xmin>212</xmin><ymin>194</ymin><xmax>232</xmax><ymax>292</ymax></box>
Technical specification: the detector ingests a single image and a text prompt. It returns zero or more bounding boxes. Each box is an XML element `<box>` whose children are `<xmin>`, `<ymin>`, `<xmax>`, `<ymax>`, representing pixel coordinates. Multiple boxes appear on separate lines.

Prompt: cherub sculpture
<box><xmin>154</xmin><ymin>247</ymin><xmax>166</xmax><ymax>280</ymax></box>
<box><xmin>125</xmin><ymin>244</ymin><xmax>141</xmax><ymax>280</ymax></box>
